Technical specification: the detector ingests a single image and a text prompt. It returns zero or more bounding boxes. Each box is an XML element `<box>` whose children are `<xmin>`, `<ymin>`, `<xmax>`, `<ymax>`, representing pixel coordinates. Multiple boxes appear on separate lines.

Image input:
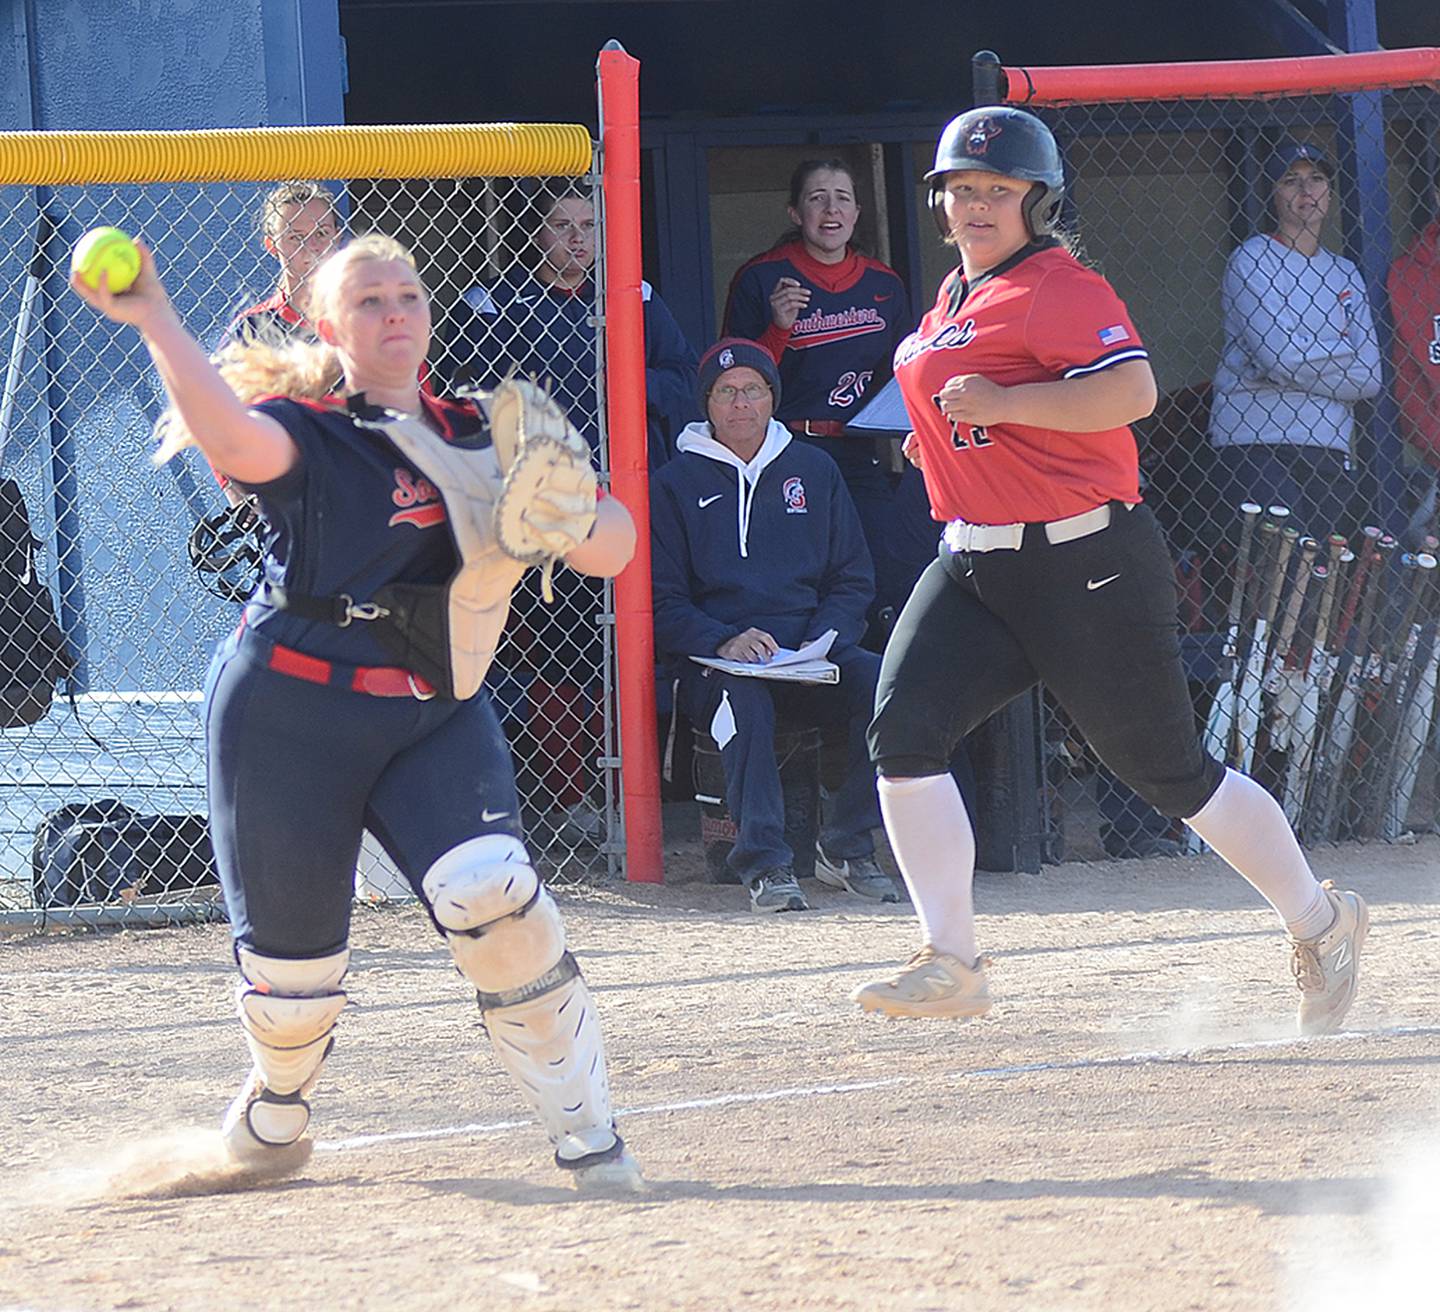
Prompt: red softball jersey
<box><xmin>894</xmin><ymin>243</ymin><xmax>1150</xmax><ymax>525</ymax></box>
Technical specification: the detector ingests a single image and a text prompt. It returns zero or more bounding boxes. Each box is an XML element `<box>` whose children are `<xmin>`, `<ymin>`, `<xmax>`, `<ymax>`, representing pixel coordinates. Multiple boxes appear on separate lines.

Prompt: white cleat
<box><xmin>571</xmin><ymin>1146</ymin><xmax>646</xmax><ymax>1195</ymax></box>
<box><xmin>557</xmin><ymin>1128</ymin><xmax>645</xmax><ymax>1194</ymax></box>
<box><xmin>219</xmin><ymin>1070</ymin><xmax>315</xmax><ymax>1181</ymax></box>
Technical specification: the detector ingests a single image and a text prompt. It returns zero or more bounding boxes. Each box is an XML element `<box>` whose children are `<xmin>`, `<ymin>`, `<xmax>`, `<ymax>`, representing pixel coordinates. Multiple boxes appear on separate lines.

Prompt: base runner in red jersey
<box><xmin>854</xmin><ymin>106</ymin><xmax>1368</xmax><ymax>1037</ymax></box>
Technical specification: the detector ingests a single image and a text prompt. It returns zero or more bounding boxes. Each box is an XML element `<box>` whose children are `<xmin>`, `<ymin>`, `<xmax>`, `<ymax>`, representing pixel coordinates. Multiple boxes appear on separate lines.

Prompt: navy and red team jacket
<box><xmin>442</xmin><ymin>271</ymin><xmax>698</xmax><ymax>468</ymax></box>
<box><xmin>722</xmin><ymin>241</ymin><xmax>911</xmax><ymax>428</ymax></box>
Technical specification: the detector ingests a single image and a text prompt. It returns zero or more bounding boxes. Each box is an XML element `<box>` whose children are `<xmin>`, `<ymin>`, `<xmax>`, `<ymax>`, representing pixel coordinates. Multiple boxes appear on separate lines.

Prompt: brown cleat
<box><xmin>1290</xmin><ymin>881</ymin><xmax>1369</xmax><ymax>1036</ymax></box>
<box><xmin>851</xmin><ymin>945</ymin><xmax>992</xmax><ymax>1019</ymax></box>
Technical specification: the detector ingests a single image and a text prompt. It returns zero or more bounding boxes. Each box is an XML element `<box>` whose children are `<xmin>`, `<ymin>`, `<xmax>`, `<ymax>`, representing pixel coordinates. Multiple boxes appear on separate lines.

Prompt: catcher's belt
<box><xmin>260</xmin><ymin>410</ymin><xmax>527</xmax><ymax>701</ymax></box>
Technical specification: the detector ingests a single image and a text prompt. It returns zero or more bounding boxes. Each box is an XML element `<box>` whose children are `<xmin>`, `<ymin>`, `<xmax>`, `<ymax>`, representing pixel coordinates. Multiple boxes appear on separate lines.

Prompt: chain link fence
<box><xmin>989</xmin><ymin>58</ymin><xmax>1440</xmax><ymax>861</ymax></box>
<box><xmin>0</xmin><ymin>134</ymin><xmax>621</xmax><ymax>923</ymax></box>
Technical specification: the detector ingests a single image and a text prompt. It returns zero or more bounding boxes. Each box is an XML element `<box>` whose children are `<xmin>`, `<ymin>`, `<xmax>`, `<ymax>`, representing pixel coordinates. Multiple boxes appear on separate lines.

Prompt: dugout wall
<box><xmin>0</xmin><ymin>50</ymin><xmax>660</xmax><ymax>923</ymax></box>
<box><xmin>978</xmin><ymin>48</ymin><xmax>1440</xmax><ymax>858</ymax></box>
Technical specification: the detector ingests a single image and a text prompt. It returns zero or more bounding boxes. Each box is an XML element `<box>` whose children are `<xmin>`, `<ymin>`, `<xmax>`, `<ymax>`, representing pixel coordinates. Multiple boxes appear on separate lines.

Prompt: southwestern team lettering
<box><xmin>788</xmin><ymin>304</ymin><xmax>888</xmax><ymax>350</ymax></box>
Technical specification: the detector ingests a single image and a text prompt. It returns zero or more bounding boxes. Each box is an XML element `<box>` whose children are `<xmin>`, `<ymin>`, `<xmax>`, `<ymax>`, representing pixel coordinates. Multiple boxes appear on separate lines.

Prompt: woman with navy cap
<box><xmin>1209</xmin><ymin>141</ymin><xmax>1382</xmax><ymax>540</ymax></box>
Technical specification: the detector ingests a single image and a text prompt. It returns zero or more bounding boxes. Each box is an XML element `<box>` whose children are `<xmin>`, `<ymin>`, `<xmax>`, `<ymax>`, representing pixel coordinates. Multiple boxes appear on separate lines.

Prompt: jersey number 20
<box><xmin>931</xmin><ymin>393</ymin><xmax>994</xmax><ymax>451</ymax></box>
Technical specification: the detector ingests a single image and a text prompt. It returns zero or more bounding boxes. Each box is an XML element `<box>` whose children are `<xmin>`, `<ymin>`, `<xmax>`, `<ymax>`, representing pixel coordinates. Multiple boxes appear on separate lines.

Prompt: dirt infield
<box><xmin>1</xmin><ymin>836</ymin><xmax>1437</xmax><ymax>1312</ymax></box>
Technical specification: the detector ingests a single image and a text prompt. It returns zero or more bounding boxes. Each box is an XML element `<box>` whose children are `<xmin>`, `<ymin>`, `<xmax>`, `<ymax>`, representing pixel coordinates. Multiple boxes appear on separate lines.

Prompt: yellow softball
<box><xmin>71</xmin><ymin>226</ymin><xmax>141</xmax><ymax>294</ymax></box>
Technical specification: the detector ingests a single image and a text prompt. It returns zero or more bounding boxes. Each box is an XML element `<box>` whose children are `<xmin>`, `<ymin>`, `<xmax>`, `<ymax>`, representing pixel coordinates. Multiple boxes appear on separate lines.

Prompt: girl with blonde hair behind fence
<box><xmin>72</xmin><ymin>231</ymin><xmax>644</xmax><ymax>1191</ymax></box>
<box><xmin>222</xmin><ymin>179</ymin><xmax>340</xmax><ymax>345</ymax></box>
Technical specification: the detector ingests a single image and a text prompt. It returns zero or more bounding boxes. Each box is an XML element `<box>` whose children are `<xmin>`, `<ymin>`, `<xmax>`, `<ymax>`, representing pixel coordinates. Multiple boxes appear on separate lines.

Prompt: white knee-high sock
<box><xmin>1184</xmin><ymin>768</ymin><xmax>1330</xmax><ymax>938</ymax></box>
<box><xmin>877</xmin><ymin>774</ymin><xmax>978</xmax><ymax>964</ymax></box>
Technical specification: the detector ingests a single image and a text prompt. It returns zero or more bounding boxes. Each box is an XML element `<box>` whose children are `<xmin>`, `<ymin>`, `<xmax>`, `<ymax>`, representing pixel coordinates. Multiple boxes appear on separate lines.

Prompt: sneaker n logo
<box><xmin>922</xmin><ymin>972</ymin><xmax>958</xmax><ymax>999</ymax></box>
<box><xmin>1330</xmin><ymin>940</ymin><xmax>1352</xmax><ymax>972</ymax></box>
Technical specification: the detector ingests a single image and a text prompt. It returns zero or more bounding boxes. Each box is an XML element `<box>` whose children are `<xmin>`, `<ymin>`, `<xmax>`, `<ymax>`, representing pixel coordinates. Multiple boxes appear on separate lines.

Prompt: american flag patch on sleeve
<box><xmin>1097</xmin><ymin>324</ymin><xmax>1130</xmax><ymax>345</ymax></box>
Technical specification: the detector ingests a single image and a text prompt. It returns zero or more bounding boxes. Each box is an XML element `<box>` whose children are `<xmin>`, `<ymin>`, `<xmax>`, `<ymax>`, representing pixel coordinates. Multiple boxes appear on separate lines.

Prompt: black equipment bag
<box><xmin>0</xmin><ymin>477</ymin><xmax>73</xmax><ymax>727</ymax></box>
<box><xmin>31</xmin><ymin>800</ymin><xmax>218</xmax><ymax>908</ymax></box>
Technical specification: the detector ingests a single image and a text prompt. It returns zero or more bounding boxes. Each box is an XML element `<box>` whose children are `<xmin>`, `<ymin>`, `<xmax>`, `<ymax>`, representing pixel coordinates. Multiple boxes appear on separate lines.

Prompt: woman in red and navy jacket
<box><xmin>723</xmin><ymin>159</ymin><xmax>925</xmax><ymax>636</ymax></box>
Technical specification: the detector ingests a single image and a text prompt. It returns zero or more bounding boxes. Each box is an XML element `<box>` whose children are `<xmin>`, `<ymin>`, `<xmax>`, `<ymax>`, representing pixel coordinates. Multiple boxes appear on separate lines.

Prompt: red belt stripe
<box><xmin>266</xmin><ymin>640</ymin><xmax>436</xmax><ymax>698</ymax></box>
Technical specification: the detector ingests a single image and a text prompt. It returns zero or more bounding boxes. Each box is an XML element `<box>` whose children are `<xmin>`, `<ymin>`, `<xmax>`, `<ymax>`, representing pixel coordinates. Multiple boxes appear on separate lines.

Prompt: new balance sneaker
<box><xmin>1289</xmin><ymin>881</ymin><xmax>1369</xmax><ymax>1036</ymax></box>
<box><xmin>814</xmin><ymin>844</ymin><xmax>901</xmax><ymax>903</ymax></box>
<box><xmin>748</xmin><ymin>868</ymin><xmax>808</xmax><ymax>913</ymax></box>
<box><xmin>851</xmin><ymin>946</ymin><xmax>992</xmax><ymax>1019</ymax></box>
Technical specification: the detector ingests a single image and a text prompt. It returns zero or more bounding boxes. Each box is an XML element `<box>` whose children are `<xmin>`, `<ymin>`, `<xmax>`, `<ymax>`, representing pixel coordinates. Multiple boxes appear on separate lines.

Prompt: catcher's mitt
<box><xmin>486</xmin><ymin>377</ymin><xmax>598</xmax><ymax>602</ymax></box>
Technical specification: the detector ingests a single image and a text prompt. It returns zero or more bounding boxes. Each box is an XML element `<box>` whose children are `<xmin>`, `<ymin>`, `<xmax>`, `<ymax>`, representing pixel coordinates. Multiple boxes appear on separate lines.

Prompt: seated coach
<box><xmin>651</xmin><ymin>338</ymin><xmax>900</xmax><ymax>912</ymax></box>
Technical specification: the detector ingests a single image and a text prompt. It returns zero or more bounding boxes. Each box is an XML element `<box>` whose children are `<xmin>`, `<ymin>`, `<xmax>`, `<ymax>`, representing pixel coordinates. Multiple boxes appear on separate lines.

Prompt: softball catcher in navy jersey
<box><xmin>855</xmin><ymin>107</ymin><xmax>1368</xmax><ymax>1036</ymax></box>
<box><xmin>71</xmin><ymin>232</ymin><xmax>643</xmax><ymax>1190</ymax></box>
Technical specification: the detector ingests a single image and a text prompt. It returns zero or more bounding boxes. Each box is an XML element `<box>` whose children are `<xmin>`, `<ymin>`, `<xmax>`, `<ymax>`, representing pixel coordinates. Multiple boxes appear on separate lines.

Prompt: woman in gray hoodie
<box><xmin>1209</xmin><ymin>142</ymin><xmax>1382</xmax><ymax>540</ymax></box>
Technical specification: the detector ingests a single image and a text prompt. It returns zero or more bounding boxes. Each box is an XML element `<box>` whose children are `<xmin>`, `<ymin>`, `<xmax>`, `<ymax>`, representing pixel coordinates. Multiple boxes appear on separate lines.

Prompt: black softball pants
<box><xmin>869</xmin><ymin>501</ymin><xmax>1223</xmax><ymax>820</ymax></box>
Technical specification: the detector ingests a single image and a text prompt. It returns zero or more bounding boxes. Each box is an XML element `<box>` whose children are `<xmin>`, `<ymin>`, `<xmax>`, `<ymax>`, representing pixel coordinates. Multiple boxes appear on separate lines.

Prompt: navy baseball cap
<box><xmin>1265</xmin><ymin>141</ymin><xmax>1335</xmax><ymax>189</ymax></box>
<box><xmin>697</xmin><ymin>337</ymin><xmax>781</xmax><ymax>412</ymax></box>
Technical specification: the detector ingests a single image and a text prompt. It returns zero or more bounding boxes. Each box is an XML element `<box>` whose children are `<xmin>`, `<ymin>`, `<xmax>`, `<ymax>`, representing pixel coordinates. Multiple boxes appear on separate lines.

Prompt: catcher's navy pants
<box><xmin>203</xmin><ymin>628</ymin><xmax>522</xmax><ymax>957</ymax></box>
<box><xmin>678</xmin><ymin>648</ymin><xmax>883</xmax><ymax>885</ymax></box>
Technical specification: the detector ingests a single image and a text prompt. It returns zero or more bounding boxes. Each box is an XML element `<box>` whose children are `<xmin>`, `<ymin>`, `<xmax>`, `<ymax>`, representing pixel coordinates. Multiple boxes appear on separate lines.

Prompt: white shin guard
<box><xmin>222</xmin><ymin>945</ymin><xmax>349</xmax><ymax>1157</ymax></box>
<box><xmin>483</xmin><ymin>956</ymin><xmax>623</xmax><ymax>1168</ymax></box>
<box><xmin>424</xmin><ymin>835</ymin><xmax>624</xmax><ymax>1170</ymax></box>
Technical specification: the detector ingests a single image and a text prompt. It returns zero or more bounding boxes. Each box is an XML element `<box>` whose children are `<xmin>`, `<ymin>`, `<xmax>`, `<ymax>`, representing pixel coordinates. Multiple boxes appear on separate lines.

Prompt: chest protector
<box><xmin>265</xmin><ymin>412</ymin><xmax>527</xmax><ymax>700</ymax></box>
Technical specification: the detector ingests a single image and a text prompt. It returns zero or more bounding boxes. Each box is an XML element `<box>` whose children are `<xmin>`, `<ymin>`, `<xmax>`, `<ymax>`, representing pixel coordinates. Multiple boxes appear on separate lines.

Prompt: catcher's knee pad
<box><xmin>227</xmin><ymin>946</ymin><xmax>349</xmax><ymax>1151</ymax></box>
<box><xmin>422</xmin><ymin>834</ymin><xmax>567</xmax><ymax>994</ymax></box>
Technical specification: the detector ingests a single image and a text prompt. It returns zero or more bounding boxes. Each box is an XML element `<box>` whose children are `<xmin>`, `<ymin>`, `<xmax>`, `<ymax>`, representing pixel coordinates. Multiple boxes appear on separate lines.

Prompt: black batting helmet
<box><xmin>926</xmin><ymin>106</ymin><xmax>1065</xmax><ymax>241</ymax></box>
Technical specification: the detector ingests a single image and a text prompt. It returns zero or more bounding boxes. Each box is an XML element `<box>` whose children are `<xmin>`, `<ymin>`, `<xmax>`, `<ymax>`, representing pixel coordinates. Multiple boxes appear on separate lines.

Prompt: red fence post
<box><xmin>597</xmin><ymin>41</ymin><xmax>664</xmax><ymax>882</ymax></box>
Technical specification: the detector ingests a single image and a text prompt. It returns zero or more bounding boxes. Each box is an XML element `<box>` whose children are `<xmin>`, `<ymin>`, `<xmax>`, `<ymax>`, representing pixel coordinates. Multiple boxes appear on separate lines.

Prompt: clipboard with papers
<box><xmin>690</xmin><ymin>629</ymin><xmax>840</xmax><ymax>685</ymax></box>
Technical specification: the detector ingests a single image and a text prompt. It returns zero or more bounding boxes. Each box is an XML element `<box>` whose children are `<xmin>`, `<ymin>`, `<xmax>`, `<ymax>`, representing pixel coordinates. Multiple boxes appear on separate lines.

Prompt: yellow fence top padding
<box><xmin>0</xmin><ymin>123</ymin><xmax>593</xmax><ymax>187</ymax></box>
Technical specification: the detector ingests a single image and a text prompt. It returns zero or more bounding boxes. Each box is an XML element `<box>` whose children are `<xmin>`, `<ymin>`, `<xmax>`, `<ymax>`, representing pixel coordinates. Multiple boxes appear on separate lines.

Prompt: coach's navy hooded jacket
<box><xmin>650</xmin><ymin>418</ymin><xmax>874</xmax><ymax>666</ymax></box>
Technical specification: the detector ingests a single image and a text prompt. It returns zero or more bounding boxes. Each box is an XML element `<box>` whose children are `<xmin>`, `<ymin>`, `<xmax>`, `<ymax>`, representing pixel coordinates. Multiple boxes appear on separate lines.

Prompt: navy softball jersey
<box><xmin>206</xmin><ymin>390</ymin><xmax>526</xmax><ymax>952</ymax></box>
<box><xmin>722</xmin><ymin>241</ymin><xmax>911</xmax><ymax>427</ymax></box>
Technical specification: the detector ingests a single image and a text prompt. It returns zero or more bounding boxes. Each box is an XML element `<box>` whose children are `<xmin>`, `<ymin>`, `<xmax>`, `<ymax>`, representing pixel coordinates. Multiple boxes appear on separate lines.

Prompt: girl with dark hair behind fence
<box><xmin>722</xmin><ymin>158</ymin><xmax>929</xmax><ymax>641</ymax></box>
<box><xmin>443</xmin><ymin>188</ymin><xmax>698</xmax><ymax>847</ymax></box>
